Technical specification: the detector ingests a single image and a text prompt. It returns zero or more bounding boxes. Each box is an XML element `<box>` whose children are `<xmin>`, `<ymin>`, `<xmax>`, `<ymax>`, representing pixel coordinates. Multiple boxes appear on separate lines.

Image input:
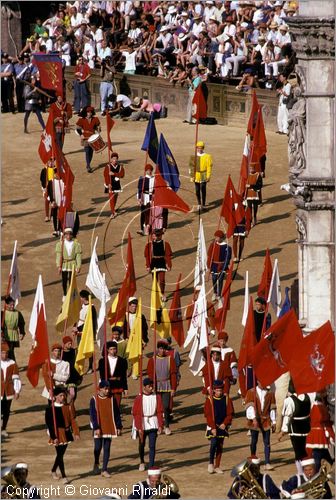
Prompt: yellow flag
<box><xmin>75</xmin><ymin>296</ymin><xmax>94</xmax><ymax>375</ymax></box>
<box><xmin>56</xmin><ymin>267</ymin><xmax>81</xmax><ymax>332</ymax></box>
<box><xmin>150</xmin><ymin>270</ymin><xmax>171</xmax><ymax>339</ymax></box>
<box><xmin>126</xmin><ymin>297</ymin><xmax>142</xmax><ymax>361</ymax></box>
<box><xmin>107</xmin><ymin>293</ymin><xmax>125</xmax><ymax>327</ymax></box>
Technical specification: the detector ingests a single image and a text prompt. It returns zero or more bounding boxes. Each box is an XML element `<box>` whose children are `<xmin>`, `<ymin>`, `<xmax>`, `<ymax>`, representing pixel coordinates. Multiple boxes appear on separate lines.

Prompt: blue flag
<box><xmin>157</xmin><ymin>133</ymin><xmax>180</xmax><ymax>192</ymax></box>
<box><xmin>141</xmin><ymin>112</ymin><xmax>158</xmax><ymax>164</ymax></box>
<box><xmin>278</xmin><ymin>287</ymin><xmax>291</xmax><ymax>318</ymax></box>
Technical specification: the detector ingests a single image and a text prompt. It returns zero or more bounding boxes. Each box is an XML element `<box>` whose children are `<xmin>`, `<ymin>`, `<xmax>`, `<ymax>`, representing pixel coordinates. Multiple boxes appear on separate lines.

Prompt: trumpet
<box><xmin>230</xmin><ymin>461</ymin><xmax>268</xmax><ymax>499</ymax></box>
<box><xmin>1</xmin><ymin>466</ymin><xmax>21</xmax><ymax>499</ymax></box>
<box><xmin>151</xmin><ymin>474</ymin><xmax>180</xmax><ymax>499</ymax></box>
<box><xmin>290</xmin><ymin>464</ymin><xmax>335</xmax><ymax>499</ymax></box>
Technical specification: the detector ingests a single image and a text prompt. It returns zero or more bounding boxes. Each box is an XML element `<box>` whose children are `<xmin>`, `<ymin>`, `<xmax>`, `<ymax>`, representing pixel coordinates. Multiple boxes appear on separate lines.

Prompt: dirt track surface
<box><xmin>1</xmin><ymin>112</ymin><xmax>300</xmax><ymax>499</ymax></box>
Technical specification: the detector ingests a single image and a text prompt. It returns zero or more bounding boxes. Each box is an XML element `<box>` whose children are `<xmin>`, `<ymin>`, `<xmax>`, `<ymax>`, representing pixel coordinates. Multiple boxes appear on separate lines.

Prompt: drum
<box><xmin>88</xmin><ymin>133</ymin><xmax>107</xmax><ymax>153</ymax></box>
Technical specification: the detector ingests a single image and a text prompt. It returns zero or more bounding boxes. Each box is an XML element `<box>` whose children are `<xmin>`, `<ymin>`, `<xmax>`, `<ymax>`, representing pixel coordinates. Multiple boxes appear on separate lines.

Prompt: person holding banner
<box><xmin>137</xmin><ymin>164</ymin><xmax>155</xmax><ymax>236</ymax></box>
<box><xmin>49</xmin><ymin>94</ymin><xmax>73</xmax><ymax>150</ymax></box>
<box><xmin>55</xmin><ymin>228</ymin><xmax>82</xmax><ymax>298</ymax></box>
<box><xmin>104</xmin><ymin>151</ymin><xmax>125</xmax><ymax>218</ymax></box>
<box><xmin>76</xmin><ymin>106</ymin><xmax>101</xmax><ymax>173</ymax></box>
<box><xmin>41</xmin><ymin>344</ymin><xmax>70</xmax><ymax>401</ymax></box>
<box><xmin>207</xmin><ymin>230</ymin><xmax>232</xmax><ymax>302</ymax></box>
<box><xmin>2</xmin><ymin>296</ymin><xmax>26</xmax><ymax>362</ymax></box>
<box><xmin>1</xmin><ymin>341</ymin><xmax>22</xmax><ymax>438</ymax></box>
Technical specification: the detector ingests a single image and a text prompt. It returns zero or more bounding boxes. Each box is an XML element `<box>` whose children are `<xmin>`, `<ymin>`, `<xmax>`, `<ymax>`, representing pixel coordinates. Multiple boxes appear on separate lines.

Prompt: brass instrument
<box><xmin>1</xmin><ymin>466</ymin><xmax>21</xmax><ymax>499</ymax></box>
<box><xmin>230</xmin><ymin>461</ymin><xmax>268</xmax><ymax>499</ymax></box>
<box><xmin>151</xmin><ymin>474</ymin><xmax>180</xmax><ymax>499</ymax></box>
<box><xmin>290</xmin><ymin>464</ymin><xmax>335</xmax><ymax>499</ymax></box>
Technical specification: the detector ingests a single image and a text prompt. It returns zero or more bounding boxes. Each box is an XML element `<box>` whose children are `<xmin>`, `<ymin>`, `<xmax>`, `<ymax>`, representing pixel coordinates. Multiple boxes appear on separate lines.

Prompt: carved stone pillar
<box><xmin>286</xmin><ymin>5</ymin><xmax>335</xmax><ymax>332</ymax></box>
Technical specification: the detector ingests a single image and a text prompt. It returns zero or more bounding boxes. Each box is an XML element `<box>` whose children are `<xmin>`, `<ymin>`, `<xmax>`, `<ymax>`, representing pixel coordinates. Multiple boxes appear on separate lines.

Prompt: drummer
<box><xmin>104</xmin><ymin>151</ymin><xmax>125</xmax><ymax>218</ymax></box>
<box><xmin>75</xmin><ymin>106</ymin><xmax>101</xmax><ymax>173</ymax></box>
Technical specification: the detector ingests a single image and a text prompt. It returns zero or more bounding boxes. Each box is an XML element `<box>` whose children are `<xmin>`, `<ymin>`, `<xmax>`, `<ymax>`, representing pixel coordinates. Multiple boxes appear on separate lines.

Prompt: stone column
<box><xmin>286</xmin><ymin>3</ymin><xmax>335</xmax><ymax>332</ymax></box>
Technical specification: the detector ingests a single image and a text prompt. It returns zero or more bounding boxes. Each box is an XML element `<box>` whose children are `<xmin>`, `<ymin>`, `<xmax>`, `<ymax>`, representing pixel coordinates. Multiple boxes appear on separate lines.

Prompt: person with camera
<box><xmin>100</xmin><ymin>56</ymin><xmax>116</xmax><ymax>116</ymax></box>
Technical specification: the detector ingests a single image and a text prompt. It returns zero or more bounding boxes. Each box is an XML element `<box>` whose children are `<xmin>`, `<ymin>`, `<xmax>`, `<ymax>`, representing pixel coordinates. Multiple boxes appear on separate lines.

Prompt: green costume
<box><xmin>56</xmin><ymin>239</ymin><xmax>82</xmax><ymax>271</ymax></box>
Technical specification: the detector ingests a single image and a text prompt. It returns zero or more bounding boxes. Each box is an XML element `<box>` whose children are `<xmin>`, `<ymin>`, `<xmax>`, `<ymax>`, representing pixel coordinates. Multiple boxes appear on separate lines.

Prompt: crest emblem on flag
<box><xmin>45</xmin><ymin>62</ymin><xmax>61</xmax><ymax>86</ymax></box>
<box><xmin>191</xmin><ymin>304</ymin><xmax>199</xmax><ymax>328</ymax></box>
<box><xmin>310</xmin><ymin>344</ymin><xmax>325</xmax><ymax>378</ymax></box>
<box><xmin>267</xmin><ymin>336</ymin><xmax>286</xmax><ymax>368</ymax></box>
<box><xmin>42</xmin><ymin>131</ymin><xmax>52</xmax><ymax>152</ymax></box>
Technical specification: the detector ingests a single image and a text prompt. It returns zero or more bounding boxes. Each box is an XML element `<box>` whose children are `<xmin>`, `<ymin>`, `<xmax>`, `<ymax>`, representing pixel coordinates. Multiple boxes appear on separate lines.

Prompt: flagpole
<box><xmin>1</xmin><ymin>273</ymin><xmax>12</xmax><ymax>331</ymax></box>
<box><xmin>92</xmin><ymin>343</ymin><xmax>100</xmax><ymax>426</ymax></box>
<box><xmin>205</xmin><ymin>340</ymin><xmax>215</xmax><ymax>426</ymax></box>
<box><xmin>103</xmin><ymin>316</ymin><xmax>108</xmax><ymax>381</ymax></box>
<box><xmin>106</xmin><ymin>114</ymin><xmax>111</xmax><ymax>162</ymax></box>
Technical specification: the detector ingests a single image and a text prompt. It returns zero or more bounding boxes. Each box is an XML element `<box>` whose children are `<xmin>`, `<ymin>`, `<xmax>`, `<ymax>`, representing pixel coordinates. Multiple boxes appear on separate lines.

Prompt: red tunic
<box><xmin>104</xmin><ymin>163</ymin><xmax>125</xmax><ymax>187</ymax></box>
<box><xmin>91</xmin><ymin>395</ymin><xmax>119</xmax><ymax>437</ymax></box>
<box><xmin>202</xmin><ymin>359</ymin><xmax>232</xmax><ymax>395</ymax></box>
<box><xmin>132</xmin><ymin>393</ymin><xmax>164</xmax><ymax>431</ymax></box>
<box><xmin>74</xmin><ymin>63</ymin><xmax>91</xmax><ymax>81</ymax></box>
<box><xmin>306</xmin><ymin>402</ymin><xmax>335</xmax><ymax>449</ymax></box>
<box><xmin>245</xmin><ymin>388</ymin><xmax>276</xmax><ymax>431</ymax></box>
<box><xmin>204</xmin><ymin>395</ymin><xmax>234</xmax><ymax>429</ymax></box>
<box><xmin>49</xmin><ymin>101</ymin><xmax>72</xmax><ymax>132</ymax></box>
<box><xmin>144</xmin><ymin>241</ymin><xmax>172</xmax><ymax>269</ymax></box>
<box><xmin>147</xmin><ymin>355</ymin><xmax>177</xmax><ymax>392</ymax></box>
<box><xmin>76</xmin><ymin>116</ymin><xmax>100</xmax><ymax>139</ymax></box>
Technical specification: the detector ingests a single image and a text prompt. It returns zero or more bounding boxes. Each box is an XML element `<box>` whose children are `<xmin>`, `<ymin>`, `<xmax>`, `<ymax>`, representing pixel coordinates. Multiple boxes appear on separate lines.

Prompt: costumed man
<box><xmin>49</xmin><ymin>93</ymin><xmax>72</xmax><ymax>150</ymax></box>
<box><xmin>1</xmin><ymin>342</ymin><xmax>21</xmax><ymax>438</ymax></box>
<box><xmin>55</xmin><ymin>227</ymin><xmax>82</xmax><ymax>299</ymax></box>
<box><xmin>137</xmin><ymin>164</ymin><xmax>155</xmax><ymax>236</ymax></box>
<box><xmin>232</xmin><ymin>206</ymin><xmax>251</xmax><ymax>263</ymax></box>
<box><xmin>98</xmin><ymin>340</ymin><xmax>128</xmax><ymax>408</ymax></box>
<box><xmin>207</xmin><ymin>230</ymin><xmax>232</xmax><ymax>302</ymax></box>
<box><xmin>147</xmin><ymin>340</ymin><xmax>177</xmax><ymax>436</ymax></box>
<box><xmin>144</xmin><ymin>229</ymin><xmax>172</xmax><ymax>301</ymax></box>
<box><xmin>39</xmin><ymin>157</ymin><xmax>57</xmax><ymax>222</ymax></box>
<box><xmin>89</xmin><ymin>380</ymin><xmax>122</xmax><ymax>478</ymax></box>
<box><xmin>75</xmin><ymin>106</ymin><xmax>101</xmax><ymax>173</ymax></box>
<box><xmin>204</xmin><ymin>379</ymin><xmax>234</xmax><ymax>474</ymax></box>
<box><xmin>166</xmin><ymin>337</ymin><xmax>182</xmax><ymax>386</ymax></box>
<box><xmin>201</xmin><ymin>343</ymin><xmax>232</xmax><ymax>396</ymax></box>
<box><xmin>228</xmin><ymin>456</ymin><xmax>281</xmax><ymax>498</ymax></box>
<box><xmin>245</xmin><ymin>163</ymin><xmax>262</xmax><ymax>226</ymax></box>
<box><xmin>45</xmin><ymin>386</ymin><xmax>80</xmax><ymax>483</ymax></box>
<box><xmin>278</xmin><ymin>380</ymin><xmax>315</xmax><ymax>474</ymax></box>
<box><xmin>111</xmin><ymin>326</ymin><xmax>129</xmax><ymax>362</ymax></box>
<box><xmin>189</xmin><ymin>140</ymin><xmax>213</xmax><ymax>209</ymax></box>
<box><xmin>59</xmin><ymin>203</ymin><xmax>80</xmax><ymax>238</ymax></box>
<box><xmin>6</xmin><ymin>463</ymin><xmax>41</xmax><ymax>499</ymax></box>
<box><xmin>42</xmin><ymin>343</ymin><xmax>70</xmax><ymax>402</ymax></box>
<box><xmin>128</xmin><ymin>467</ymin><xmax>180</xmax><ymax>499</ymax></box>
<box><xmin>306</xmin><ymin>391</ymin><xmax>335</xmax><ymax>471</ymax></box>
<box><xmin>73</xmin><ymin>290</ymin><xmax>97</xmax><ymax>374</ymax></box>
<box><xmin>61</xmin><ymin>336</ymin><xmax>82</xmax><ymax>402</ymax></box>
<box><xmin>103</xmin><ymin>151</ymin><xmax>125</xmax><ymax>218</ymax></box>
<box><xmin>132</xmin><ymin>377</ymin><xmax>164</xmax><ymax>471</ymax></box>
<box><xmin>185</xmin><ymin>286</ymin><xmax>216</xmax><ymax>336</ymax></box>
<box><xmin>254</xmin><ymin>296</ymin><xmax>271</xmax><ymax>342</ymax></box>
<box><xmin>123</xmin><ymin>297</ymin><xmax>149</xmax><ymax>379</ymax></box>
<box><xmin>49</xmin><ymin>170</ymin><xmax>65</xmax><ymax>238</ymax></box>
<box><xmin>1</xmin><ymin>296</ymin><xmax>25</xmax><ymax>361</ymax></box>
<box><xmin>281</xmin><ymin>456</ymin><xmax>333</xmax><ymax>499</ymax></box>
<box><xmin>245</xmin><ymin>380</ymin><xmax>277</xmax><ymax>470</ymax></box>
<box><xmin>217</xmin><ymin>331</ymin><xmax>238</xmax><ymax>387</ymax></box>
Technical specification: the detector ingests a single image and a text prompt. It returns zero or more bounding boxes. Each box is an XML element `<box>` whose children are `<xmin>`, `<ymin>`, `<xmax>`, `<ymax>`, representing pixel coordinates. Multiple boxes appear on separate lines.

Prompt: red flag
<box><xmin>109</xmin><ymin>233</ymin><xmax>136</xmax><ymax>325</ymax></box>
<box><xmin>33</xmin><ymin>54</ymin><xmax>63</xmax><ymax>96</ymax></box>
<box><xmin>38</xmin><ymin>110</ymin><xmax>56</xmax><ymax>164</ymax></box>
<box><xmin>215</xmin><ymin>262</ymin><xmax>233</xmax><ymax>332</ymax></box>
<box><xmin>26</xmin><ymin>304</ymin><xmax>49</xmax><ymax>387</ymax></box>
<box><xmin>192</xmin><ymin>85</ymin><xmax>207</xmax><ymax>121</ymax></box>
<box><xmin>169</xmin><ymin>274</ymin><xmax>184</xmax><ymax>347</ymax></box>
<box><xmin>250</xmin><ymin>108</ymin><xmax>267</xmax><ymax>164</ymax></box>
<box><xmin>154</xmin><ymin>169</ymin><xmax>190</xmax><ymax>213</ymax></box>
<box><xmin>245</xmin><ymin>206</ymin><xmax>252</xmax><ymax>233</ymax></box>
<box><xmin>257</xmin><ymin>249</ymin><xmax>273</xmax><ymax>299</ymax></box>
<box><xmin>106</xmin><ymin>114</ymin><xmax>115</xmax><ymax>152</ymax></box>
<box><xmin>238</xmin><ymin>298</ymin><xmax>256</xmax><ymax>371</ymax></box>
<box><xmin>57</xmin><ymin>153</ymin><xmax>75</xmax><ymax>222</ymax></box>
<box><xmin>220</xmin><ymin>175</ymin><xmax>245</xmax><ymax>238</ymax></box>
<box><xmin>238</xmin><ymin>135</ymin><xmax>250</xmax><ymax>196</ymax></box>
<box><xmin>247</xmin><ymin>90</ymin><xmax>259</xmax><ymax>136</ymax></box>
<box><xmin>288</xmin><ymin>321</ymin><xmax>335</xmax><ymax>394</ymax></box>
<box><xmin>252</xmin><ymin>309</ymin><xmax>302</xmax><ymax>386</ymax></box>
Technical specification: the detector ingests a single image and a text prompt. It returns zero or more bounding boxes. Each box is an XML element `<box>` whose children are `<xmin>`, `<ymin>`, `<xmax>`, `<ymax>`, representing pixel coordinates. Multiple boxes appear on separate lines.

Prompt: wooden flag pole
<box><xmin>1</xmin><ymin>273</ymin><xmax>12</xmax><ymax>332</ymax></box>
<box><xmin>103</xmin><ymin>316</ymin><xmax>108</xmax><ymax>381</ymax></box>
<box><xmin>47</xmin><ymin>358</ymin><xmax>59</xmax><ymax>441</ymax></box>
<box><xmin>92</xmin><ymin>344</ymin><xmax>101</xmax><ymax>426</ymax></box>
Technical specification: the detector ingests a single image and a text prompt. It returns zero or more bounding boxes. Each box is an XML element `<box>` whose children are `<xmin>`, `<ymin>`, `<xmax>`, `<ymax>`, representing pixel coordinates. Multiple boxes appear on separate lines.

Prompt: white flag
<box><xmin>267</xmin><ymin>259</ymin><xmax>282</xmax><ymax>317</ymax></box>
<box><xmin>242</xmin><ymin>271</ymin><xmax>249</xmax><ymax>326</ymax></box>
<box><xmin>184</xmin><ymin>282</ymin><xmax>208</xmax><ymax>375</ymax></box>
<box><xmin>9</xmin><ymin>240</ymin><xmax>21</xmax><ymax>305</ymax></box>
<box><xmin>96</xmin><ymin>273</ymin><xmax>108</xmax><ymax>349</ymax></box>
<box><xmin>29</xmin><ymin>275</ymin><xmax>46</xmax><ymax>339</ymax></box>
<box><xmin>86</xmin><ymin>237</ymin><xmax>110</xmax><ymax>302</ymax></box>
<box><xmin>194</xmin><ymin>219</ymin><xmax>207</xmax><ymax>289</ymax></box>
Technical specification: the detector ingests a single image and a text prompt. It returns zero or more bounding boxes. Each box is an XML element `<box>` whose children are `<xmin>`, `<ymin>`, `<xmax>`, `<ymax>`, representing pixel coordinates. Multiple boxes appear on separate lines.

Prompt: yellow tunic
<box><xmin>189</xmin><ymin>153</ymin><xmax>213</xmax><ymax>183</ymax></box>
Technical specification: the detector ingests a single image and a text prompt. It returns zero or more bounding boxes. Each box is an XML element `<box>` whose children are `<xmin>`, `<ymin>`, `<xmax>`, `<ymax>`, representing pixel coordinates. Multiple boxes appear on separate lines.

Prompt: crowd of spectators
<box><xmin>21</xmin><ymin>1</ymin><xmax>297</xmax><ymax>84</ymax></box>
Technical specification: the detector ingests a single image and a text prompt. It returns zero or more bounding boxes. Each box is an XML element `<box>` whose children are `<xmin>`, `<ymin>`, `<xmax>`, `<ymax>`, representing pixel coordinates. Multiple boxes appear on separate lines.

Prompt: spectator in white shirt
<box><xmin>128</xmin><ymin>20</ymin><xmax>141</xmax><ymax>44</ymax></box>
<box><xmin>153</xmin><ymin>26</ymin><xmax>174</xmax><ymax>56</ymax></box>
<box><xmin>70</xmin><ymin>6</ymin><xmax>84</xmax><ymax>29</ymax></box>
<box><xmin>223</xmin><ymin>17</ymin><xmax>236</xmax><ymax>38</ymax></box>
<box><xmin>225</xmin><ymin>34</ymin><xmax>247</xmax><ymax>77</ymax></box>
<box><xmin>109</xmin><ymin>93</ymin><xmax>133</xmax><ymax>118</ymax></box>
<box><xmin>122</xmin><ymin>43</ymin><xmax>138</xmax><ymax>74</ymax></box>
<box><xmin>191</xmin><ymin>15</ymin><xmax>206</xmax><ymax>38</ymax></box>
<box><xmin>97</xmin><ymin>40</ymin><xmax>112</xmax><ymax>63</ymax></box>
<box><xmin>90</xmin><ymin>24</ymin><xmax>104</xmax><ymax>53</ymax></box>
<box><xmin>203</xmin><ymin>0</ymin><xmax>216</xmax><ymax>23</ymax></box>
<box><xmin>83</xmin><ymin>36</ymin><xmax>96</xmax><ymax>69</ymax></box>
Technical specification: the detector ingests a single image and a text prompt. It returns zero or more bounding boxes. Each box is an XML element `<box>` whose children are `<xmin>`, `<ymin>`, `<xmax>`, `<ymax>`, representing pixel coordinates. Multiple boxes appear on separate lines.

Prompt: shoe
<box><xmin>164</xmin><ymin>427</ymin><xmax>172</xmax><ymax>435</ymax></box>
<box><xmin>110</xmin><ymin>213</ymin><xmax>116</xmax><ymax>219</ymax></box>
<box><xmin>1</xmin><ymin>430</ymin><xmax>8</xmax><ymax>438</ymax></box>
<box><xmin>132</xmin><ymin>375</ymin><xmax>139</xmax><ymax>380</ymax></box>
<box><xmin>208</xmin><ymin>464</ymin><xmax>214</xmax><ymax>474</ymax></box>
<box><xmin>214</xmin><ymin>467</ymin><xmax>224</xmax><ymax>474</ymax></box>
<box><xmin>52</xmin><ymin>231</ymin><xmax>59</xmax><ymax>237</ymax></box>
<box><xmin>101</xmin><ymin>111</ymin><xmax>106</xmax><ymax>116</ymax></box>
<box><xmin>45</xmin><ymin>217</ymin><xmax>50</xmax><ymax>222</ymax></box>
<box><xmin>93</xmin><ymin>464</ymin><xmax>100</xmax><ymax>475</ymax></box>
<box><xmin>87</xmin><ymin>167</ymin><xmax>93</xmax><ymax>173</ymax></box>
<box><xmin>233</xmin><ymin>257</ymin><xmax>239</xmax><ymax>263</ymax></box>
<box><xmin>211</xmin><ymin>293</ymin><xmax>217</xmax><ymax>302</ymax></box>
<box><xmin>101</xmin><ymin>471</ymin><xmax>111</xmax><ymax>478</ymax></box>
<box><xmin>139</xmin><ymin>463</ymin><xmax>145</xmax><ymax>472</ymax></box>
<box><xmin>86</xmin><ymin>369</ymin><xmax>93</xmax><ymax>375</ymax></box>
<box><xmin>137</xmin><ymin>230</ymin><xmax>144</xmax><ymax>236</ymax></box>
<box><xmin>161</xmin><ymin>295</ymin><xmax>167</xmax><ymax>303</ymax></box>
<box><xmin>24</xmin><ymin>128</ymin><xmax>29</xmax><ymax>134</ymax></box>
<box><xmin>246</xmin><ymin>430</ymin><xmax>251</xmax><ymax>436</ymax></box>
<box><xmin>62</xmin><ymin>477</ymin><xmax>69</xmax><ymax>484</ymax></box>
<box><xmin>62</xmin><ymin>296</ymin><xmax>66</xmax><ymax>303</ymax></box>
<box><xmin>264</xmin><ymin>463</ymin><xmax>274</xmax><ymax>471</ymax></box>
<box><xmin>51</xmin><ymin>472</ymin><xmax>60</xmax><ymax>480</ymax></box>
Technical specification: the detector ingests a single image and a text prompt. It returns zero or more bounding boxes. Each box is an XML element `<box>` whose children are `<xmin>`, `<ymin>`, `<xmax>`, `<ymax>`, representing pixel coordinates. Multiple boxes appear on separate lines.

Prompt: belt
<box><xmin>109</xmin><ymin>377</ymin><xmax>121</xmax><ymax>381</ymax></box>
<box><xmin>293</xmin><ymin>415</ymin><xmax>310</xmax><ymax>420</ymax></box>
<box><xmin>152</xmin><ymin>256</ymin><xmax>165</xmax><ymax>258</ymax></box>
<box><xmin>157</xmin><ymin>378</ymin><xmax>169</xmax><ymax>382</ymax></box>
<box><xmin>63</xmin><ymin>258</ymin><xmax>75</xmax><ymax>262</ymax></box>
